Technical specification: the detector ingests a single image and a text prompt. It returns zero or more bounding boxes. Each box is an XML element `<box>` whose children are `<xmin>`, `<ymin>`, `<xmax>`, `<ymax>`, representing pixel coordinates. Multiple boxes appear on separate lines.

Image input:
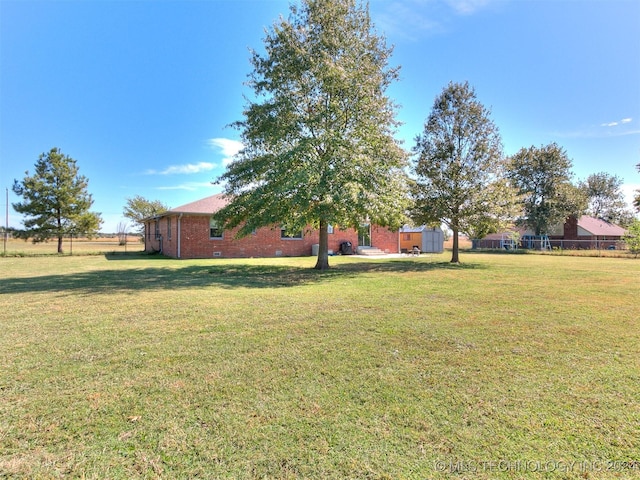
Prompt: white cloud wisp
<box><xmin>146</xmin><ymin>162</ymin><xmax>216</xmax><ymax>175</ymax></box>
<box><xmin>208</xmin><ymin>138</ymin><xmax>244</xmax><ymax>167</ymax></box>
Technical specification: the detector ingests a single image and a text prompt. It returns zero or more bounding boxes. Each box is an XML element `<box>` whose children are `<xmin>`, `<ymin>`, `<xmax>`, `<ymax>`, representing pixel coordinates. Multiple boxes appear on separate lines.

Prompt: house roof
<box><xmin>479</xmin><ymin>216</ymin><xmax>626</xmax><ymax>240</ymax></box>
<box><xmin>577</xmin><ymin>215</ymin><xmax>626</xmax><ymax>237</ymax></box>
<box><xmin>168</xmin><ymin>193</ymin><xmax>230</xmax><ymax>215</ymax></box>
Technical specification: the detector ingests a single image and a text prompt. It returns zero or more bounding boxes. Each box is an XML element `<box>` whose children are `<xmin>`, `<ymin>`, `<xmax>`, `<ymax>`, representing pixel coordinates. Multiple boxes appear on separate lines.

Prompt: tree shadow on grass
<box><xmin>0</xmin><ymin>256</ymin><xmax>484</xmax><ymax>296</ymax></box>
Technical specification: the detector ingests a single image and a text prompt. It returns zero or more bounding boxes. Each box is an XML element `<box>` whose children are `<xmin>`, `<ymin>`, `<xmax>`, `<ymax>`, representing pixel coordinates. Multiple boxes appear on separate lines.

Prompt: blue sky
<box><xmin>1</xmin><ymin>0</ymin><xmax>639</xmax><ymax>233</ymax></box>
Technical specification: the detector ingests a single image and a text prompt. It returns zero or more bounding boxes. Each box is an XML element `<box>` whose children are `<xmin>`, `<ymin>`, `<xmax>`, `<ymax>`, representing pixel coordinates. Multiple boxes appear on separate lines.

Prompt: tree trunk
<box><xmin>314</xmin><ymin>220</ymin><xmax>330</xmax><ymax>270</ymax></box>
<box><xmin>57</xmin><ymin>214</ymin><xmax>64</xmax><ymax>253</ymax></box>
<box><xmin>451</xmin><ymin>227</ymin><xmax>460</xmax><ymax>263</ymax></box>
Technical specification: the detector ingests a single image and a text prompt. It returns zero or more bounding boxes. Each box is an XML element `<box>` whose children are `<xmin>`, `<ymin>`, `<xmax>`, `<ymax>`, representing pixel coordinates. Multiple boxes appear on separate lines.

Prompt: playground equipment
<box><xmin>500</xmin><ymin>233</ymin><xmax>518</xmax><ymax>250</ymax></box>
<box><xmin>521</xmin><ymin>234</ymin><xmax>551</xmax><ymax>250</ymax></box>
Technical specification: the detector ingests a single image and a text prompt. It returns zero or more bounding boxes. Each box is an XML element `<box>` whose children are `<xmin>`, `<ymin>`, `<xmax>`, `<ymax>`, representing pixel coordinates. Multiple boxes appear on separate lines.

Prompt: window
<box><xmin>210</xmin><ymin>217</ymin><xmax>223</xmax><ymax>239</ymax></box>
<box><xmin>327</xmin><ymin>224</ymin><xmax>334</xmax><ymax>234</ymax></box>
<box><xmin>280</xmin><ymin>228</ymin><xmax>303</xmax><ymax>239</ymax></box>
<box><xmin>167</xmin><ymin>217</ymin><xmax>172</xmax><ymax>240</ymax></box>
<box><xmin>154</xmin><ymin>221</ymin><xmax>160</xmax><ymax>240</ymax></box>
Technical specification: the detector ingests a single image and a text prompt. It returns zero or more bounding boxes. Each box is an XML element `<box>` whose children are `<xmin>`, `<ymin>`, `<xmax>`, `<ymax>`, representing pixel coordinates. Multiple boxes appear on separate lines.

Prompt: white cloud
<box><xmin>156</xmin><ymin>182</ymin><xmax>216</xmax><ymax>191</ymax></box>
<box><xmin>621</xmin><ymin>183</ymin><xmax>640</xmax><ymax>211</ymax></box>
<box><xmin>447</xmin><ymin>0</ymin><xmax>492</xmax><ymax>15</ymax></box>
<box><xmin>554</xmin><ymin>127</ymin><xmax>640</xmax><ymax>139</ymax></box>
<box><xmin>601</xmin><ymin>117</ymin><xmax>633</xmax><ymax>128</ymax></box>
<box><xmin>146</xmin><ymin>162</ymin><xmax>216</xmax><ymax>175</ymax></box>
<box><xmin>208</xmin><ymin>138</ymin><xmax>244</xmax><ymax>166</ymax></box>
<box><xmin>371</xmin><ymin>0</ymin><xmax>501</xmax><ymax>41</ymax></box>
<box><xmin>373</xmin><ymin>2</ymin><xmax>441</xmax><ymax>40</ymax></box>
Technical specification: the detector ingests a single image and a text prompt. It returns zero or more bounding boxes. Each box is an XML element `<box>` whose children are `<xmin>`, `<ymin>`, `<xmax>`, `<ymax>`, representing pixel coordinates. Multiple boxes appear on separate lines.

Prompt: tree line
<box><xmin>10</xmin><ymin>0</ymin><xmax>640</xmax><ymax>263</ymax></box>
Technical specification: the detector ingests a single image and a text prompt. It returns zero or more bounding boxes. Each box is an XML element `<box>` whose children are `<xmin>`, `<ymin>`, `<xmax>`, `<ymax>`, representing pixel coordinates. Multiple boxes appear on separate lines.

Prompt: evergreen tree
<box><xmin>12</xmin><ymin>148</ymin><xmax>102</xmax><ymax>253</ymax></box>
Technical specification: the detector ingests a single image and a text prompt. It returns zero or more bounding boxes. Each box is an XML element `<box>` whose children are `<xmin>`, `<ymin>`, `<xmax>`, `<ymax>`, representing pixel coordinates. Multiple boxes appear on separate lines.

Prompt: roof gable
<box><xmin>577</xmin><ymin>215</ymin><xmax>626</xmax><ymax>237</ymax></box>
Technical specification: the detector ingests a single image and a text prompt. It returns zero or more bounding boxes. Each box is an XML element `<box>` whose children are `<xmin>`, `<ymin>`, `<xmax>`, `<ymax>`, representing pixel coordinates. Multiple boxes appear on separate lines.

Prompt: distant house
<box><xmin>399</xmin><ymin>225</ymin><xmax>444</xmax><ymax>253</ymax></box>
<box><xmin>548</xmin><ymin>215</ymin><xmax>626</xmax><ymax>249</ymax></box>
<box><xmin>143</xmin><ymin>193</ymin><xmax>399</xmax><ymax>259</ymax></box>
<box><xmin>475</xmin><ymin>215</ymin><xmax>627</xmax><ymax>250</ymax></box>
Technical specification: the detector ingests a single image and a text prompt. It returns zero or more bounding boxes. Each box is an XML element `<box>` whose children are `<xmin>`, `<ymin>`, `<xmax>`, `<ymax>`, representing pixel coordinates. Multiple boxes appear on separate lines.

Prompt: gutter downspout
<box><xmin>177</xmin><ymin>213</ymin><xmax>183</xmax><ymax>259</ymax></box>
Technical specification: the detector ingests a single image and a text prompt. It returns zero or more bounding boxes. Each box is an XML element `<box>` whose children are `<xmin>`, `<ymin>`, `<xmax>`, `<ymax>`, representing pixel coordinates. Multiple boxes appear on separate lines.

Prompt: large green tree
<box><xmin>579</xmin><ymin>172</ymin><xmax>634</xmax><ymax>226</ymax></box>
<box><xmin>214</xmin><ymin>0</ymin><xmax>409</xmax><ymax>270</ymax></box>
<box><xmin>412</xmin><ymin>81</ymin><xmax>518</xmax><ymax>263</ymax></box>
<box><xmin>12</xmin><ymin>147</ymin><xmax>102</xmax><ymax>253</ymax></box>
<box><xmin>507</xmin><ymin>143</ymin><xmax>586</xmax><ymax>236</ymax></box>
<box><xmin>123</xmin><ymin>195</ymin><xmax>169</xmax><ymax>233</ymax></box>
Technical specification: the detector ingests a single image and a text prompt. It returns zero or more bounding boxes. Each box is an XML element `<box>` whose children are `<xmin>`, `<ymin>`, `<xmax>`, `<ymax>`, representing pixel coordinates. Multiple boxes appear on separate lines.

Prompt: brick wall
<box><xmin>371</xmin><ymin>225</ymin><xmax>400</xmax><ymax>253</ymax></box>
<box><xmin>562</xmin><ymin>216</ymin><xmax>579</xmax><ymax>240</ymax></box>
<box><xmin>145</xmin><ymin>214</ymin><xmax>399</xmax><ymax>259</ymax></box>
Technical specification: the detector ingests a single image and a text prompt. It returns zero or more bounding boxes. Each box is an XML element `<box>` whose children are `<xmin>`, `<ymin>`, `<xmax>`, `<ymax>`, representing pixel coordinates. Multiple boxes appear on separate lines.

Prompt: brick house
<box><xmin>474</xmin><ymin>215</ymin><xmax>627</xmax><ymax>250</ymax></box>
<box><xmin>143</xmin><ymin>193</ymin><xmax>399</xmax><ymax>259</ymax></box>
<box><xmin>547</xmin><ymin>215</ymin><xmax>627</xmax><ymax>249</ymax></box>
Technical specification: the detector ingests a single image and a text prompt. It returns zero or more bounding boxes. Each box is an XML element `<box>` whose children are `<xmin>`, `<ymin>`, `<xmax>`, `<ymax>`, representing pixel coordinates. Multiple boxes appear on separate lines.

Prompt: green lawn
<box><xmin>1</xmin><ymin>252</ymin><xmax>639</xmax><ymax>479</ymax></box>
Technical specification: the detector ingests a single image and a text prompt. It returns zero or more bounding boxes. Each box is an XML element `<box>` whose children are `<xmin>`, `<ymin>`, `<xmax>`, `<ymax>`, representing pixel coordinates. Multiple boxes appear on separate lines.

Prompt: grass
<box><xmin>1</xmin><ymin>252</ymin><xmax>639</xmax><ymax>479</ymax></box>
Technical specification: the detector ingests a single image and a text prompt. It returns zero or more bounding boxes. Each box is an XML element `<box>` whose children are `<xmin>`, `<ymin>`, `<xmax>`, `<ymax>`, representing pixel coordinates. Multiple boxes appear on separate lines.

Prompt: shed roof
<box><xmin>399</xmin><ymin>225</ymin><xmax>442</xmax><ymax>233</ymax></box>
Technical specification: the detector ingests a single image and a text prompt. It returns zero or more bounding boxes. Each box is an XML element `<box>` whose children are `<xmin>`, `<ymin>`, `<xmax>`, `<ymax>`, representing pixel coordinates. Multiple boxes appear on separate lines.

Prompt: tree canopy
<box><xmin>123</xmin><ymin>195</ymin><xmax>169</xmax><ymax>233</ymax></box>
<box><xmin>507</xmin><ymin>143</ymin><xmax>586</xmax><ymax>236</ymax></box>
<box><xmin>214</xmin><ymin>0</ymin><xmax>409</xmax><ymax>270</ymax></box>
<box><xmin>412</xmin><ymin>81</ymin><xmax>518</xmax><ymax>263</ymax></box>
<box><xmin>579</xmin><ymin>171</ymin><xmax>635</xmax><ymax>227</ymax></box>
<box><xmin>12</xmin><ymin>147</ymin><xmax>102</xmax><ymax>253</ymax></box>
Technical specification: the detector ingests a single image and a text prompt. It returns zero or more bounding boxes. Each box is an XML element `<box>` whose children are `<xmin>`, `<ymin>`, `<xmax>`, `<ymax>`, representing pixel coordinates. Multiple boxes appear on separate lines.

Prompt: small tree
<box><xmin>623</xmin><ymin>219</ymin><xmax>640</xmax><ymax>257</ymax></box>
<box><xmin>412</xmin><ymin>81</ymin><xmax>518</xmax><ymax>263</ymax></box>
<box><xmin>12</xmin><ymin>148</ymin><xmax>102</xmax><ymax>253</ymax></box>
<box><xmin>508</xmin><ymin>143</ymin><xmax>586</xmax><ymax>235</ymax></box>
<box><xmin>116</xmin><ymin>221</ymin><xmax>129</xmax><ymax>246</ymax></box>
<box><xmin>123</xmin><ymin>196</ymin><xmax>168</xmax><ymax>234</ymax></box>
<box><xmin>215</xmin><ymin>0</ymin><xmax>409</xmax><ymax>270</ymax></box>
